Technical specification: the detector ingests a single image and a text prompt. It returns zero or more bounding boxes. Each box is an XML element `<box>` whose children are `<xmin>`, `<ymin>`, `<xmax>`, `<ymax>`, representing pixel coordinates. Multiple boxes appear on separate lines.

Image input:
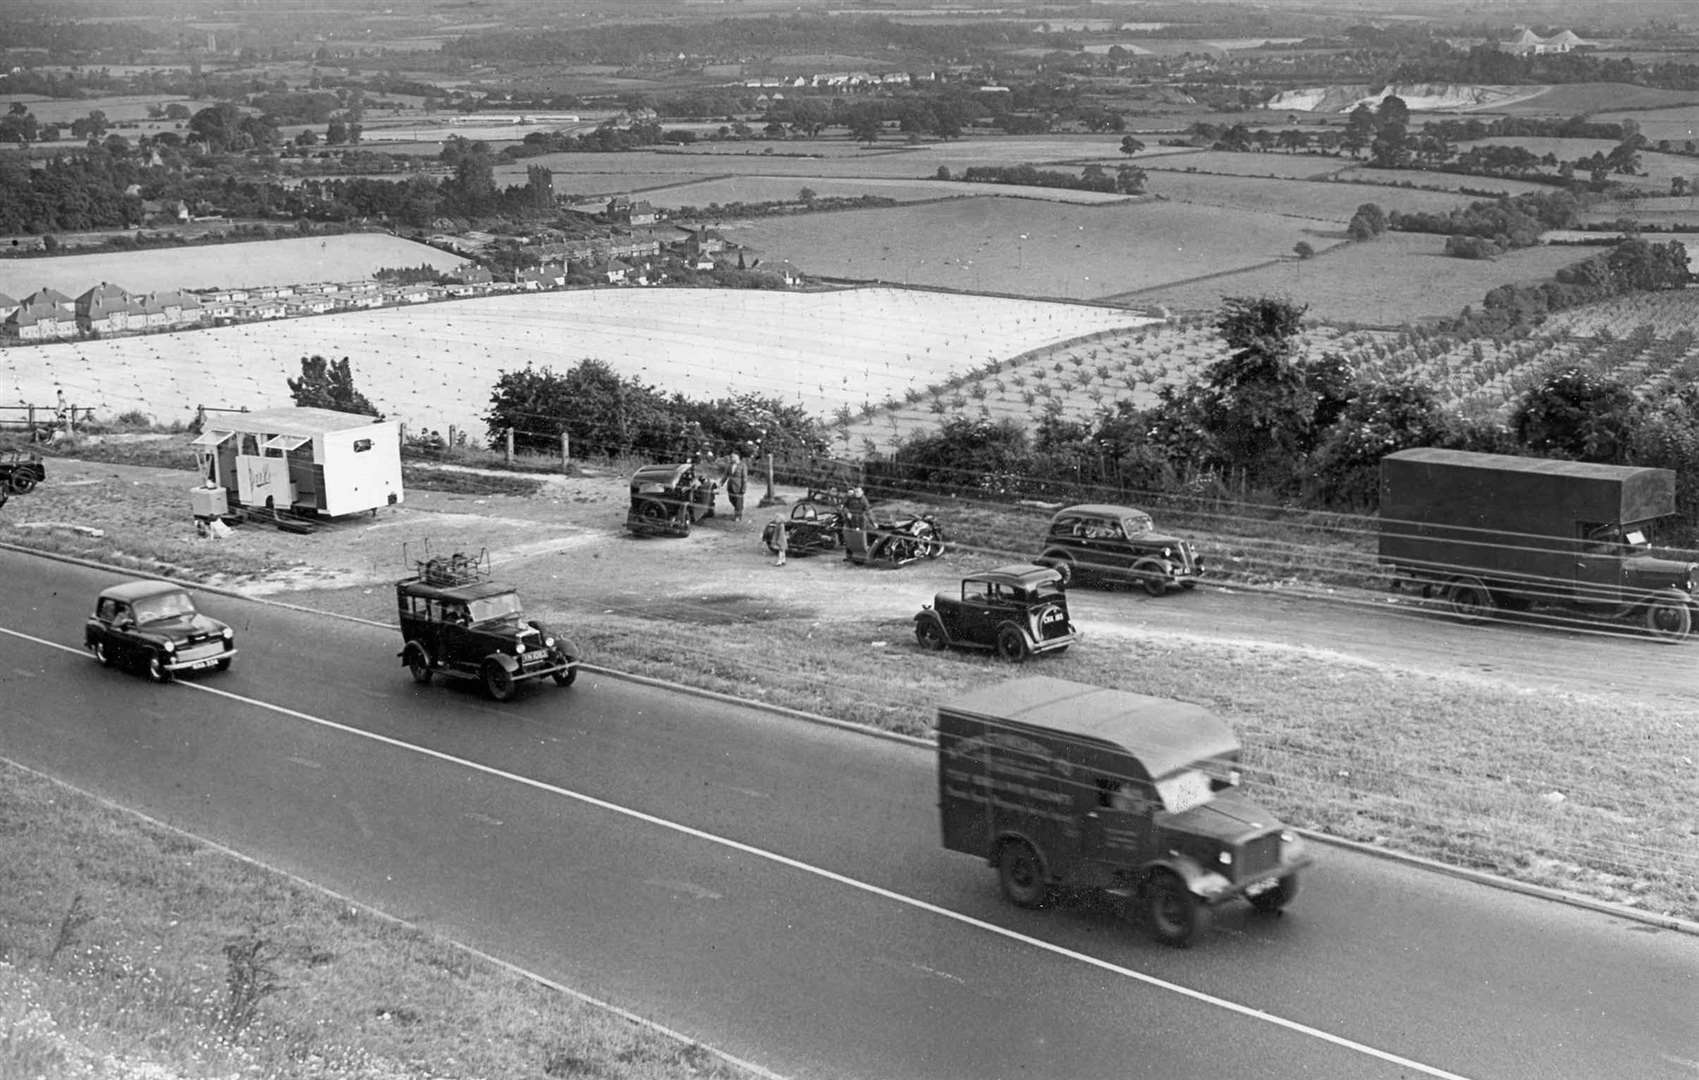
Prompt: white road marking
<box><xmin>1</xmin><ymin>625</ymin><xmax>1478</xmax><ymax>1080</ymax></box>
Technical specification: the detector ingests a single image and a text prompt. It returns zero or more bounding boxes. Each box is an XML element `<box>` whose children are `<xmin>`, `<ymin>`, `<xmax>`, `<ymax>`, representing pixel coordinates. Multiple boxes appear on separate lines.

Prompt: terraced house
<box><xmin>1</xmin><ymin>287</ymin><xmax>77</xmax><ymax>342</ymax></box>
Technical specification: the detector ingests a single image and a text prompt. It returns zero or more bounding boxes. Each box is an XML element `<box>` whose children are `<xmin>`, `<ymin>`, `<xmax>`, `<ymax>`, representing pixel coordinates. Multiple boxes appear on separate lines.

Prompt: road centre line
<box><xmin>3</xmin><ymin>627</ymin><xmax>1478</xmax><ymax>1080</ymax></box>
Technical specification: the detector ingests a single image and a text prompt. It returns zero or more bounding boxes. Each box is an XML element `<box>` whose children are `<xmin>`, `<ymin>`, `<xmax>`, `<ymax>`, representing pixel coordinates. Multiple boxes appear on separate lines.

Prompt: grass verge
<box><xmin>0</xmin><ymin>762</ymin><xmax>758</xmax><ymax>1080</ymax></box>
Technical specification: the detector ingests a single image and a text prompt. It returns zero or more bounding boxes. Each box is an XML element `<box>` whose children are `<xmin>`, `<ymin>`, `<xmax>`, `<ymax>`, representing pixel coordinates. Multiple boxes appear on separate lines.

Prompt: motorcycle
<box><xmin>867</xmin><ymin>511</ymin><xmax>947</xmax><ymax>562</ymax></box>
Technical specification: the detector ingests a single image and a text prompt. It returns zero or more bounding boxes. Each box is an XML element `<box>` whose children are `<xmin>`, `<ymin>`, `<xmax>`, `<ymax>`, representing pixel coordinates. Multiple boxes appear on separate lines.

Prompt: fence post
<box><xmin>67</xmin><ymin>406</ymin><xmax>76</xmax><ymax>435</ymax></box>
<box><xmin>505</xmin><ymin>426</ymin><xmax>514</xmax><ymax>466</ymax></box>
<box><xmin>764</xmin><ymin>452</ymin><xmax>775</xmax><ymax>501</ymax></box>
<box><xmin>560</xmin><ymin>431</ymin><xmax>570</xmax><ymax>472</ymax></box>
<box><xmin>399</xmin><ymin>421</ymin><xmax>408</xmax><ymax>445</ymax></box>
<box><xmin>448</xmin><ymin>424</ymin><xmax>456</xmax><ymax>449</ymax></box>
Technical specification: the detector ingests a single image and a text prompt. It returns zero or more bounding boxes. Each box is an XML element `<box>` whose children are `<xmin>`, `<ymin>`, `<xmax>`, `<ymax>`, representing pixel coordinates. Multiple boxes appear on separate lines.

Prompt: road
<box><xmin>2</xmin><ymin>548</ymin><xmax>1696</xmax><ymax>1080</ymax></box>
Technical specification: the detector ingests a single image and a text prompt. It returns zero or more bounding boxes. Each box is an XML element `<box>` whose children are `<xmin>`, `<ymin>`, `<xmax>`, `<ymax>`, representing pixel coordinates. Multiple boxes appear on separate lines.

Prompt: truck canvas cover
<box><xmin>1381</xmin><ymin>448</ymin><xmax>1675</xmax><ymax>535</ymax></box>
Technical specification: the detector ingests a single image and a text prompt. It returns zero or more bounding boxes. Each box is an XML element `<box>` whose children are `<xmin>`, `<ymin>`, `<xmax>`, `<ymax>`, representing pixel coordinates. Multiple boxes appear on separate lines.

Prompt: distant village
<box><xmin>0</xmin><ymin>198</ymin><xmax>801</xmax><ymax>345</ymax></box>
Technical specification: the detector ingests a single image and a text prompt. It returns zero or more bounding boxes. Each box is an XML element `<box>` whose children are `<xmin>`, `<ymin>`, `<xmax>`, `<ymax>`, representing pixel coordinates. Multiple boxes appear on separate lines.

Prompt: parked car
<box><xmin>915</xmin><ymin>564</ymin><xmax>1077</xmax><ymax>661</ymax></box>
<box><xmin>939</xmin><ymin>676</ymin><xmax>1312</xmax><ymax>947</ymax></box>
<box><xmin>395</xmin><ymin>551</ymin><xmax>580</xmax><ymax>701</ymax></box>
<box><xmin>1</xmin><ymin>449</ymin><xmax>46</xmax><ymax>494</ymax></box>
<box><xmin>627</xmin><ymin>462</ymin><xmax>715</xmax><ymax>538</ymax></box>
<box><xmin>85</xmin><ymin>580</ymin><xmax>236</xmax><ymax>682</ymax></box>
<box><xmin>1034</xmin><ymin>504</ymin><xmax>1203</xmax><ymax>595</ymax></box>
<box><xmin>763</xmin><ymin>497</ymin><xmax>848</xmax><ymax>557</ymax></box>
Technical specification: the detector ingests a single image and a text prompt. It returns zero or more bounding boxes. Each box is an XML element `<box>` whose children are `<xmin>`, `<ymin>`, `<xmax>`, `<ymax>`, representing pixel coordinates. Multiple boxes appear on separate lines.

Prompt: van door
<box><xmin>1081</xmin><ymin>774</ymin><xmax>1158</xmax><ymax>870</ymax></box>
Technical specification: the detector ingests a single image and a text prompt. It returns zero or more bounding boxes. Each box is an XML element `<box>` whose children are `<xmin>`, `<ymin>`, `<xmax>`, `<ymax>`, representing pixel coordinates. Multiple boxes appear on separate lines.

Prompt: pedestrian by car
<box><xmin>723</xmin><ymin>452</ymin><xmax>748</xmax><ymax>521</ymax></box>
<box><xmin>773</xmin><ymin>519</ymin><xmax>788</xmax><ymax>566</ymax></box>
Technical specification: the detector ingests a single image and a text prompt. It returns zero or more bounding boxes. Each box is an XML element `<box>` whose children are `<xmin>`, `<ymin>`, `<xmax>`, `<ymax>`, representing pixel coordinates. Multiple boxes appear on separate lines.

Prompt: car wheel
<box><xmin>997</xmin><ymin>840</ymin><xmax>1049</xmax><ymax>908</ymax></box>
<box><xmin>1447</xmin><ymin>577</ymin><xmax>1496</xmax><ymax>622</ymax></box>
<box><xmin>552</xmin><ymin>663</ymin><xmax>577</xmax><ymax>687</ymax></box>
<box><xmin>1147</xmin><ymin>872</ymin><xmax>1207</xmax><ymax>948</ymax></box>
<box><xmin>10</xmin><ymin>472</ymin><xmax>36</xmax><ymax>494</ymax></box>
<box><xmin>146</xmin><ymin>652</ymin><xmax>172</xmax><ymax>684</ymax></box>
<box><xmin>91</xmin><ymin>640</ymin><xmax>112</xmax><ymax>666</ymax></box>
<box><xmin>481</xmin><ymin>659</ymin><xmax>516</xmax><ymax>702</ymax></box>
<box><xmin>1248</xmin><ymin>873</ymin><xmax>1301</xmax><ymax>915</ymax></box>
<box><xmin>637</xmin><ymin>500</ymin><xmax>669</xmax><ymax>524</ymax></box>
<box><xmin>1644</xmin><ymin>588</ymin><xmax>1692</xmax><ymax>643</ymax></box>
<box><xmin>405</xmin><ymin>643</ymin><xmax>432</xmax><ymax>684</ymax></box>
<box><xmin>915</xmin><ymin>618</ymin><xmax>947</xmax><ymax>651</ymax></box>
<box><xmin>1133</xmin><ymin>558</ymin><xmax>1170</xmax><ymax>597</ymax></box>
<box><xmin>995</xmin><ymin>625</ymin><xmax>1030</xmax><ymax>663</ymax></box>
<box><xmin>1179</xmin><ymin>580</ymin><xmax>1198</xmax><ymax>591</ymax></box>
<box><xmin>1037</xmin><ymin>552</ymin><xmax>1074</xmax><ymax>587</ymax></box>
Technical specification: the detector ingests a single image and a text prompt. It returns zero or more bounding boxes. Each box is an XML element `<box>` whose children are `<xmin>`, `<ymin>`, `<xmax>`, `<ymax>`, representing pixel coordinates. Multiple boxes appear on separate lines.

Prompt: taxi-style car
<box><xmin>396</xmin><ymin>551</ymin><xmax>580</xmax><ymax>701</ymax></box>
<box><xmin>914</xmin><ymin>564</ymin><xmax>1077</xmax><ymax>661</ymax></box>
<box><xmin>85</xmin><ymin>580</ymin><xmax>236</xmax><ymax>682</ymax></box>
<box><xmin>1034</xmin><ymin>503</ymin><xmax>1204</xmax><ymax>595</ymax></box>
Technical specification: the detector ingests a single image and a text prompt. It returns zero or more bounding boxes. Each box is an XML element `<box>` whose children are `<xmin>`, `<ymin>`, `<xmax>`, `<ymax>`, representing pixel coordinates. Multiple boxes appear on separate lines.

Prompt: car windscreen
<box><xmin>133</xmin><ymin>591</ymin><xmax>196</xmax><ymax>624</ymax></box>
<box><xmin>1153</xmin><ymin>769</ymin><xmax>1214</xmax><ymax>815</ymax></box>
<box><xmin>467</xmin><ymin>593</ymin><xmax>524</xmax><ymax>623</ymax></box>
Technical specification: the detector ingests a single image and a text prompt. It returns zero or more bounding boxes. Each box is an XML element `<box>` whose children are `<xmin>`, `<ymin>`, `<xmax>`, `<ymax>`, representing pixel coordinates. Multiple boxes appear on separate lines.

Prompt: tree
<box><xmin>483</xmin><ymin>359</ymin><xmax>667</xmax><ymax>457</ymax></box>
<box><xmin>1376</xmin><ymin>94</ymin><xmax>1410</xmax><ymax>131</ymax></box>
<box><xmin>1308</xmin><ymin>381</ymin><xmax>1458</xmax><ymax>508</ymax></box>
<box><xmin>287</xmin><ymin>355</ymin><xmax>383</xmax><ymax>418</ymax></box>
<box><xmin>1342</xmin><ymin>105</ymin><xmax>1376</xmax><ymax>158</ymax></box>
<box><xmin>1511</xmin><ymin>365</ymin><xmax>1642</xmax><ymax>463</ymax></box>
<box><xmin>1348</xmin><ymin>201</ymin><xmax>1387</xmax><ymax>240</ymax></box>
<box><xmin>1118</xmin><ymin>135</ymin><xmax>1145</xmax><ymax>156</ymax></box>
<box><xmin>1293</xmin><ymin>241</ymin><xmax>1315</xmax><ymax>259</ymax></box>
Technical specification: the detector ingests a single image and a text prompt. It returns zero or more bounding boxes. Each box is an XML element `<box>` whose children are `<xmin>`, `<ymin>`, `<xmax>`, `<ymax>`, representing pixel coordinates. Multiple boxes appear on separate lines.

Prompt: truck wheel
<box><xmin>1644</xmin><ymin>589</ymin><xmax>1692</xmax><ymax>642</ymax></box>
<box><xmin>1135</xmin><ymin>559</ymin><xmax>1172</xmax><ymax>597</ymax></box>
<box><xmin>1446</xmin><ymin>577</ymin><xmax>1496</xmax><ymax>622</ymax></box>
<box><xmin>1248</xmin><ymin>873</ymin><xmax>1301</xmax><ymax>915</ymax></box>
<box><xmin>1147</xmin><ymin>872</ymin><xmax>1207</xmax><ymax>948</ymax></box>
<box><xmin>997</xmin><ymin>840</ymin><xmax>1050</xmax><ymax>908</ymax></box>
<box><xmin>995</xmin><ymin>625</ymin><xmax>1030</xmax><ymax>663</ymax></box>
<box><xmin>481</xmin><ymin>660</ymin><xmax>516</xmax><ymax>702</ymax></box>
<box><xmin>405</xmin><ymin>644</ymin><xmax>432</xmax><ymax>685</ymax></box>
<box><xmin>915</xmin><ymin>618</ymin><xmax>947</xmax><ymax>651</ymax></box>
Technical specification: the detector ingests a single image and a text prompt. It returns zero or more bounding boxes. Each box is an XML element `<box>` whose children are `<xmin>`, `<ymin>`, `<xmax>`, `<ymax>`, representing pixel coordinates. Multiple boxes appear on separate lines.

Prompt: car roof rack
<box><xmin>403</xmin><ymin>542</ymin><xmax>491</xmax><ymax>586</ymax></box>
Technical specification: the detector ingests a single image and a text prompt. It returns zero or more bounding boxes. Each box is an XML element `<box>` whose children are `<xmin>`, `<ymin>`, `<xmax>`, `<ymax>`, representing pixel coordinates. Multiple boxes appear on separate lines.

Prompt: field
<box><xmin>0</xmin><ymin>235</ymin><xmax>467</xmax><ymax>297</ymax></box>
<box><xmin>1</xmin><ymin>288</ymin><xmax>1157</xmax><ymax>438</ymax></box>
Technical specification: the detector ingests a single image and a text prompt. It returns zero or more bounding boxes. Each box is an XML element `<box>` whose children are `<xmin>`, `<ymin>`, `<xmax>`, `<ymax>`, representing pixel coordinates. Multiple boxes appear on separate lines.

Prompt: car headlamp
<box><xmin>222</xmin><ymin>627</ymin><xmax>234</xmax><ymax>640</ymax></box>
<box><xmin>162</xmin><ymin>640</ymin><xmax>176</xmax><ymax>652</ymax></box>
<box><xmin>544</xmin><ymin>636</ymin><xmax>555</xmax><ymax>648</ymax></box>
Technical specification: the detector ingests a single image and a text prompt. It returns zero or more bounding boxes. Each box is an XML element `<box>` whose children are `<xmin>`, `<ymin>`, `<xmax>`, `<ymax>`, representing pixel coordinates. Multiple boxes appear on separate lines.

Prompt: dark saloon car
<box><xmin>85</xmin><ymin>580</ymin><xmax>236</xmax><ymax>682</ymax></box>
<box><xmin>763</xmin><ymin>497</ymin><xmax>848</xmax><ymax>557</ymax></box>
<box><xmin>914</xmin><ymin>564</ymin><xmax>1078</xmax><ymax>661</ymax></box>
<box><xmin>396</xmin><ymin>553</ymin><xmax>579</xmax><ymax>701</ymax></box>
<box><xmin>1034</xmin><ymin>504</ymin><xmax>1203</xmax><ymax>595</ymax></box>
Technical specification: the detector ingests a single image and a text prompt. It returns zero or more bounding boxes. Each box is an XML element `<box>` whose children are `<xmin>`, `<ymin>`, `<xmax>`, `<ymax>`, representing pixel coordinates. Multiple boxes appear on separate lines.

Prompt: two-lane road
<box><xmin>2</xmin><ymin>549</ymin><xmax>1695</xmax><ymax>1079</ymax></box>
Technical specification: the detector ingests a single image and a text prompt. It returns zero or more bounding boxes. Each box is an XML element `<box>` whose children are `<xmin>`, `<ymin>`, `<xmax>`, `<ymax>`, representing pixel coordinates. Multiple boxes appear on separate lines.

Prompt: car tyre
<box><xmin>405</xmin><ymin>643</ymin><xmax>432</xmax><ymax>684</ymax></box>
<box><xmin>1037</xmin><ymin>552</ymin><xmax>1074</xmax><ymax>587</ymax></box>
<box><xmin>1248</xmin><ymin>873</ymin><xmax>1301</xmax><ymax>915</ymax></box>
<box><xmin>552</xmin><ymin>663</ymin><xmax>577</xmax><ymax>687</ymax></box>
<box><xmin>1644</xmin><ymin>588</ymin><xmax>1693</xmax><ymax>643</ymax></box>
<box><xmin>915</xmin><ymin>618</ymin><xmax>947</xmax><ymax>651</ymax></box>
<box><xmin>1447</xmin><ymin>576</ymin><xmax>1496</xmax><ymax>622</ymax></box>
<box><xmin>997</xmin><ymin>840</ymin><xmax>1050</xmax><ymax>908</ymax></box>
<box><xmin>995</xmin><ymin>625</ymin><xmax>1030</xmax><ymax>663</ymax></box>
<box><xmin>10</xmin><ymin>472</ymin><xmax>36</xmax><ymax>494</ymax></box>
<box><xmin>1133</xmin><ymin>558</ymin><xmax>1170</xmax><ymax>597</ymax></box>
<box><xmin>481</xmin><ymin>659</ymin><xmax>516</xmax><ymax>702</ymax></box>
<box><xmin>146</xmin><ymin>652</ymin><xmax>172</xmax><ymax>684</ymax></box>
<box><xmin>1147</xmin><ymin>872</ymin><xmax>1207</xmax><ymax>948</ymax></box>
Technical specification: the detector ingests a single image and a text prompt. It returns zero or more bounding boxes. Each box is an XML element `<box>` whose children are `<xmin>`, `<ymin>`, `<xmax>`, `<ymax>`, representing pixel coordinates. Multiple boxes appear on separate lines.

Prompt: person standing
<box><xmin>723</xmin><ymin>452</ymin><xmax>748</xmax><ymax>521</ymax></box>
<box><xmin>773</xmin><ymin>518</ymin><xmax>788</xmax><ymax>566</ymax></box>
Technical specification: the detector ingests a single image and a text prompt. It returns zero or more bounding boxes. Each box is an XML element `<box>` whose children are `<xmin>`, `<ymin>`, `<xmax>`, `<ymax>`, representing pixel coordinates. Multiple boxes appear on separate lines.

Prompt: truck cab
<box><xmin>938</xmin><ymin>676</ymin><xmax>1311</xmax><ymax>947</ymax></box>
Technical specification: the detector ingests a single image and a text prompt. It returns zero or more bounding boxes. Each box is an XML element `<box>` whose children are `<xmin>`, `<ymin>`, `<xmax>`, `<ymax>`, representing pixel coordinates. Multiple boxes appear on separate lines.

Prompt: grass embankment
<box><xmin>0</xmin><ymin>763</ymin><xmax>754</xmax><ymax>1080</ymax></box>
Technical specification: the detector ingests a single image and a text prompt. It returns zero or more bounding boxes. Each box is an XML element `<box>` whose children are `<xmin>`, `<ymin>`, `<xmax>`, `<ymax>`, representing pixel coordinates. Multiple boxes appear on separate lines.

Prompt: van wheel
<box><xmin>1644</xmin><ymin>589</ymin><xmax>1692</xmax><ymax>642</ymax></box>
<box><xmin>995</xmin><ymin>625</ymin><xmax>1029</xmax><ymax>663</ymax></box>
<box><xmin>1147</xmin><ymin>872</ymin><xmax>1207</xmax><ymax>948</ymax></box>
<box><xmin>481</xmin><ymin>660</ymin><xmax>516</xmax><ymax>702</ymax></box>
<box><xmin>1248</xmin><ymin>874</ymin><xmax>1301</xmax><ymax>915</ymax></box>
<box><xmin>997</xmin><ymin>840</ymin><xmax>1049</xmax><ymax>908</ymax></box>
<box><xmin>1446</xmin><ymin>577</ymin><xmax>1496</xmax><ymax>622</ymax></box>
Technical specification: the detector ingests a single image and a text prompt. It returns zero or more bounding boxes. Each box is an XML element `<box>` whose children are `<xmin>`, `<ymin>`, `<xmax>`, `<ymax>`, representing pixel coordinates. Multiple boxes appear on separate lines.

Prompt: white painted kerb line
<box><xmin>3</xmin><ymin>627</ymin><xmax>1477</xmax><ymax>1080</ymax></box>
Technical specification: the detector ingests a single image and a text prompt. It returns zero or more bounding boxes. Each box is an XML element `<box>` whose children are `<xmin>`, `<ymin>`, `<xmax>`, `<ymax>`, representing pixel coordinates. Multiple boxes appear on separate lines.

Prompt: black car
<box><xmin>1034</xmin><ymin>504</ymin><xmax>1203</xmax><ymax>595</ymax></box>
<box><xmin>914</xmin><ymin>564</ymin><xmax>1078</xmax><ymax>661</ymax></box>
<box><xmin>85</xmin><ymin>580</ymin><xmax>236</xmax><ymax>682</ymax></box>
<box><xmin>396</xmin><ymin>552</ymin><xmax>580</xmax><ymax>701</ymax></box>
<box><xmin>628</xmin><ymin>463</ymin><xmax>715</xmax><ymax>537</ymax></box>
<box><xmin>1</xmin><ymin>449</ymin><xmax>46</xmax><ymax>494</ymax></box>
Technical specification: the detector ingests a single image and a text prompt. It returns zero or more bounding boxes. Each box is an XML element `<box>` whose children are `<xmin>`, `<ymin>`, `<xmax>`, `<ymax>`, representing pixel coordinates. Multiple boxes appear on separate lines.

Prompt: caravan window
<box><xmin>239</xmin><ymin>433</ymin><xmax>261</xmax><ymax>455</ymax></box>
<box><xmin>353</xmin><ymin>438</ymin><xmax>372</xmax><ymax>453</ymax></box>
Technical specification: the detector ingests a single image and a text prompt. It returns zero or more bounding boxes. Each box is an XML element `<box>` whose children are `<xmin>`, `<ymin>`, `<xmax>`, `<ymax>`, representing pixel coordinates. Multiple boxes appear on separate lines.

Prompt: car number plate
<box><xmin>188</xmin><ymin>658</ymin><xmax>220</xmax><ymax>670</ymax></box>
<box><xmin>1244</xmin><ymin>876</ymin><xmax>1277</xmax><ymax>898</ymax></box>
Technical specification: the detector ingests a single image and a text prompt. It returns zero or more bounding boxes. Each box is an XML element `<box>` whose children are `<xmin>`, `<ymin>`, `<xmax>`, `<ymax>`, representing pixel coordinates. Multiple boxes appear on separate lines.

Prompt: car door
<box><xmin>106</xmin><ymin>599</ymin><xmax>139</xmax><ymax>665</ymax></box>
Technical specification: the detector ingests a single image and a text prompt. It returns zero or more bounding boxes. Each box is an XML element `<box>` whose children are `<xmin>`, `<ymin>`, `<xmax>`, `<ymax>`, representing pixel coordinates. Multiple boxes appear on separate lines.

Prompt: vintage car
<box><xmin>85</xmin><ymin>580</ymin><xmax>236</xmax><ymax>682</ymax></box>
<box><xmin>627</xmin><ymin>462</ymin><xmax>715</xmax><ymax>538</ymax></box>
<box><xmin>763</xmin><ymin>497</ymin><xmax>848</xmax><ymax>557</ymax></box>
<box><xmin>940</xmin><ymin>676</ymin><xmax>1313</xmax><ymax>947</ymax></box>
<box><xmin>1</xmin><ymin>449</ymin><xmax>46</xmax><ymax>494</ymax></box>
<box><xmin>395</xmin><ymin>551</ymin><xmax>580</xmax><ymax>701</ymax></box>
<box><xmin>915</xmin><ymin>564</ymin><xmax>1077</xmax><ymax>661</ymax></box>
<box><xmin>1034</xmin><ymin>503</ymin><xmax>1203</xmax><ymax>595</ymax></box>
